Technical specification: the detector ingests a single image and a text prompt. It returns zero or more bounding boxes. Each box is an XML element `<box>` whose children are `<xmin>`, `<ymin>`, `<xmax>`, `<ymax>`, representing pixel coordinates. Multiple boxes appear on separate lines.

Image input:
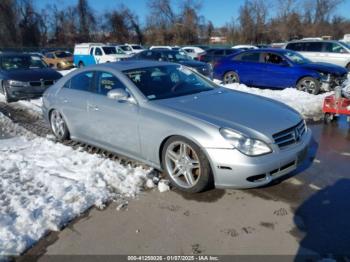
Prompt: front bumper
<box><xmin>7</xmin><ymin>85</ymin><xmax>48</xmax><ymax>100</ymax></box>
<box><xmin>206</xmin><ymin>128</ymin><xmax>312</xmax><ymax>189</ymax></box>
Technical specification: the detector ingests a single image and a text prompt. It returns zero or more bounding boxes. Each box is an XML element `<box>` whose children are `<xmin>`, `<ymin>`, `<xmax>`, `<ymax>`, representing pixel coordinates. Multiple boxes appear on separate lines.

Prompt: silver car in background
<box><xmin>43</xmin><ymin>61</ymin><xmax>312</xmax><ymax>193</ymax></box>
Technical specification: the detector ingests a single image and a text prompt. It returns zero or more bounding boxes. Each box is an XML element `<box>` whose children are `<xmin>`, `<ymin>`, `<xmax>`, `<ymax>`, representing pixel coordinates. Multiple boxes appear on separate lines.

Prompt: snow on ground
<box><xmin>216</xmin><ymin>80</ymin><xmax>332</xmax><ymax>121</ymax></box>
<box><xmin>0</xmin><ymin>111</ymin><xmax>154</xmax><ymax>257</ymax></box>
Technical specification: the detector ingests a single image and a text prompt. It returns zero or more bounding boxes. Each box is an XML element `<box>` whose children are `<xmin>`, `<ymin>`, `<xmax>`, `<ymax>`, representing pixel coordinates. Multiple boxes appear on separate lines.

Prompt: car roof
<box><xmin>86</xmin><ymin>60</ymin><xmax>177</xmax><ymax>71</ymax></box>
<box><xmin>287</xmin><ymin>39</ymin><xmax>340</xmax><ymax>43</ymax></box>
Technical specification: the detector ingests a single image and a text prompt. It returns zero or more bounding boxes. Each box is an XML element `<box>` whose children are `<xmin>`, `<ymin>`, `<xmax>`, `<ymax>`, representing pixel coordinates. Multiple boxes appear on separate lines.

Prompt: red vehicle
<box><xmin>322</xmin><ymin>95</ymin><xmax>350</xmax><ymax>123</ymax></box>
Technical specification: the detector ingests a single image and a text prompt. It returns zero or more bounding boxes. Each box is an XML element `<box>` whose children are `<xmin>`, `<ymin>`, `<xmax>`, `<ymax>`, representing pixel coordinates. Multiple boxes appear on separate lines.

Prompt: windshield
<box><xmin>163</xmin><ymin>51</ymin><xmax>192</xmax><ymax>62</ymax></box>
<box><xmin>340</xmin><ymin>41</ymin><xmax>350</xmax><ymax>49</ymax></box>
<box><xmin>55</xmin><ymin>51</ymin><xmax>71</xmax><ymax>58</ymax></box>
<box><xmin>284</xmin><ymin>51</ymin><xmax>310</xmax><ymax>64</ymax></box>
<box><xmin>1</xmin><ymin>55</ymin><xmax>47</xmax><ymax>70</ymax></box>
<box><xmin>115</xmin><ymin>47</ymin><xmax>126</xmax><ymax>54</ymax></box>
<box><xmin>124</xmin><ymin>65</ymin><xmax>215</xmax><ymax>100</ymax></box>
<box><xmin>131</xmin><ymin>45</ymin><xmax>142</xmax><ymax>50</ymax></box>
<box><xmin>120</xmin><ymin>45</ymin><xmax>132</xmax><ymax>51</ymax></box>
<box><xmin>102</xmin><ymin>47</ymin><xmax>117</xmax><ymax>55</ymax></box>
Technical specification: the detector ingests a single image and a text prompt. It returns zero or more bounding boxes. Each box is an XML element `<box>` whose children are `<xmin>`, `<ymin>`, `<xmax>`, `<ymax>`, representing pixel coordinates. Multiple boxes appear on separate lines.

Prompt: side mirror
<box><xmin>107</xmin><ymin>88</ymin><xmax>130</xmax><ymax>101</ymax></box>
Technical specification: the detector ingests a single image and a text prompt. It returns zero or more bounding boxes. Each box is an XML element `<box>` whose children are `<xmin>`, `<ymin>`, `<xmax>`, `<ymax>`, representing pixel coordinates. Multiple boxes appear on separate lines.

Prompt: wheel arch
<box><xmin>158</xmin><ymin>134</ymin><xmax>215</xmax><ymax>177</ymax></box>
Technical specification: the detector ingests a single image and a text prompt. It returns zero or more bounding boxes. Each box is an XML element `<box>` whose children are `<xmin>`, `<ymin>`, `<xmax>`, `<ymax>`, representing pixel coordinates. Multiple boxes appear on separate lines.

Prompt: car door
<box><xmin>56</xmin><ymin>71</ymin><xmax>95</xmax><ymax>140</ymax></box>
<box><xmin>322</xmin><ymin>42</ymin><xmax>349</xmax><ymax>67</ymax></box>
<box><xmin>233</xmin><ymin>51</ymin><xmax>263</xmax><ymax>86</ymax></box>
<box><xmin>302</xmin><ymin>42</ymin><xmax>323</xmax><ymax>62</ymax></box>
<box><xmin>260</xmin><ymin>52</ymin><xmax>296</xmax><ymax>88</ymax></box>
<box><xmin>87</xmin><ymin>71</ymin><xmax>141</xmax><ymax>157</ymax></box>
<box><xmin>94</xmin><ymin>47</ymin><xmax>103</xmax><ymax>64</ymax></box>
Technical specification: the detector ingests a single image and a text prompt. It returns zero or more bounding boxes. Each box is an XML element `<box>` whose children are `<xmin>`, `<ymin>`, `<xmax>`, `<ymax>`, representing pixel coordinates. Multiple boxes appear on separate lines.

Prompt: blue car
<box><xmin>214</xmin><ymin>49</ymin><xmax>348</xmax><ymax>94</ymax></box>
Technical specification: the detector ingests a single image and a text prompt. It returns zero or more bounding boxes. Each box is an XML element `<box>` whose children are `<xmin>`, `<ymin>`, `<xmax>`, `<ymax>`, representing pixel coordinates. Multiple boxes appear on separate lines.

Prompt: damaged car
<box><xmin>214</xmin><ymin>49</ymin><xmax>348</xmax><ymax>94</ymax></box>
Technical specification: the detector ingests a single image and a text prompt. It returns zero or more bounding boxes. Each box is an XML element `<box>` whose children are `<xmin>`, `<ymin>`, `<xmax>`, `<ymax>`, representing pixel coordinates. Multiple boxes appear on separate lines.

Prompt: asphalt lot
<box><xmin>21</xmin><ymin>118</ymin><xmax>350</xmax><ymax>260</ymax></box>
<box><xmin>1</xmin><ymin>101</ymin><xmax>349</xmax><ymax>260</ymax></box>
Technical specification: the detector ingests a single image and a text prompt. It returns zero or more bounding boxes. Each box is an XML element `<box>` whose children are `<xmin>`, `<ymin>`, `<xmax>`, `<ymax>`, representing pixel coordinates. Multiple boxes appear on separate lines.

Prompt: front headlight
<box><xmin>220</xmin><ymin>128</ymin><xmax>272</xmax><ymax>156</ymax></box>
<box><xmin>8</xmin><ymin>80</ymin><xmax>29</xmax><ymax>87</ymax></box>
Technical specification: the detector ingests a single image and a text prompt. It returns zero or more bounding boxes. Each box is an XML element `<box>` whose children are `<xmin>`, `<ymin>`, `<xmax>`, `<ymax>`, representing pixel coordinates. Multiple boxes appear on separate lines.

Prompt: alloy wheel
<box><xmin>50</xmin><ymin>110</ymin><xmax>67</xmax><ymax>139</ymax></box>
<box><xmin>224</xmin><ymin>72</ymin><xmax>239</xmax><ymax>84</ymax></box>
<box><xmin>299</xmin><ymin>79</ymin><xmax>317</xmax><ymax>94</ymax></box>
<box><xmin>165</xmin><ymin>141</ymin><xmax>201</xmax><ymax>189</ymax></box>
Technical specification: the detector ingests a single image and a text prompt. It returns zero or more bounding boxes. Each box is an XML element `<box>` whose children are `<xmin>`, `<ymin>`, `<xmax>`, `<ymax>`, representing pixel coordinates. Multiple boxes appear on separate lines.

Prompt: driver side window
<box><xmin>95</xmin><ymin>48</ymin><xmax>102</xmax><ymax>56</ymax></box>
<box><xmin>263</xmin><ymin>53</ymin><xmax>284</xmax><ymax>65</ymax></box>
<box><xmin>96</xmin><ymin>72</ymin><xmax>127</xmax><ymax>96</ymax></box>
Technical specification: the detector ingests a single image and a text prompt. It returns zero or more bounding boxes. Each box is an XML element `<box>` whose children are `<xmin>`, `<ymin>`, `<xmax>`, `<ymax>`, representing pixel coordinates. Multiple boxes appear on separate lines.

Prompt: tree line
<box><xmin>0</xmin><ymin>0</ymin><xmax>349</xmax><ymax>48</ymax></box>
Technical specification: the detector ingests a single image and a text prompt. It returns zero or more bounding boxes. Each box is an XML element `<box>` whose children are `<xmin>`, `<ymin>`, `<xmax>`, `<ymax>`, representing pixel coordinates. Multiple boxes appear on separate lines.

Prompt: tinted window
<box><xmin>90</xmin><ymin>48</ymin><xmax>94</xmax><ymax>55</ymax></box>
<box><xmin>239</xmin><ymin>52</ymin><xmax>260</xmax><ymax>62</ymax></box>
<box><xmin>70</xmin><ymin>72</ymin><xmax>94</xmax><ymax>91</ymax></box>
<box><xmin>55</xmin><ymin>51</ymin><xmax>71</xmax><ymax>58</ymax></box>
<box><xmin>213</xmin><ymin>50</ymin><xmax>224</xmax><ymax>55</ymax></box>
<box><xmin>323</xmin><ymin>42</ymin><xmax>348</xmax><ymax>53</ymax></box>
<box><xmin>1</xmin><ymin>55</ymin><xmax>47</xmax><ymax>70</ymax></box>
<box><xmin>96</xmin><ymin>72</ymin><xmax>126</xmax><ymax>95</ymax></box>
<box><xmin>263</xmin><ymin>53</ymin><xmax>283</xmax><ymax>65</ymax></box>
<box><xmin>95</xmin><ymin>48</ymin><xmax>102</xmax><ymax>56</ymax></box>
<box><xmin>225</xmin><ymin>49</ymin><xmax>235</xmax><ymax>55</ymax></box>
<box><xmin>46</xmin><ymin>53</ymin><xmax>55</xmax><ymax>59</ymax></box>
<box><xmin>304</xmin><ymin>42</ymin><xmax>322</xmax><ymax>52</ymax></box>
<box><xmin>102</xmin><ymin>47</ymin><xmax>117</xmax><ymax>55</ymax></box>
<box><xmin>184</xmin><ymin>48</ymin><xmax>194</xmax><ymax>53</ymax></box>
<box><xmin>286</xmin><ymin>42</ymin><xmax>304</xmax><ymax>51</ymax></box>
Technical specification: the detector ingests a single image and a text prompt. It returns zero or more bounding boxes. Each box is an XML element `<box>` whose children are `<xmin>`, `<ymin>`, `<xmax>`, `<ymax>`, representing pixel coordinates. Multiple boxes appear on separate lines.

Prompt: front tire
<box><xmin>296</xmin><ymin>77</ymin><xmax>320</xmax><ymax>95</ymax></box>
<box><xmin>223</xmin><ymin>71</ymin><xmax>240</xmax><ymax>84</ymax></box>
<box><xmin>50</xmin><ymin>109</ymin><xmax>70</xmax><ymax>141</ymax></box>
<box><xmin>162</xmin><ymin>136</ymin><xmax>213</xmax><ymax>193</ymax></box>
<box><xmin>2</xmin><ymin>84</ymin><xmax>14</xmax><ymax>103</ymax></box>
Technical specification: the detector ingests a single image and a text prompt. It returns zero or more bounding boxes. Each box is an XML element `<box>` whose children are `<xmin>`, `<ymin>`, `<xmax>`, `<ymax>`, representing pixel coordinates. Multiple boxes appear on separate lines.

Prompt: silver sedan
<box><xmin>43</xmin><ymin>60</ymin><xmax>312</xmax><ymax>193</ymax></box>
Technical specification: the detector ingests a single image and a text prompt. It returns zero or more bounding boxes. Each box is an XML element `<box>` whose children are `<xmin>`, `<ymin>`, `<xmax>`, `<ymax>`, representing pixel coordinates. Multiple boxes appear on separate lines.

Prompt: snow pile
<box><xmin>220</xmin><ymin>82</ymin><xmax>331</xmax><ymax>121</ymax></box>
<box><xmin>0</xmin><ymin>112</ymin><xmax>151</xmax><ymax>256</ymax></box>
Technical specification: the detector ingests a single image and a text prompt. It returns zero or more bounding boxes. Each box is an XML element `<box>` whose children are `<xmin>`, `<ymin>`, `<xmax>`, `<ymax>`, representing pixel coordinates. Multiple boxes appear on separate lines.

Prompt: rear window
<box><xmin>237</xmin><ymin>52</ymin><xmax>260</xmax><ymax>62</ymax></box>
<box><xmin>286</xmin><ymin>42</ymin><xmax>304</xmax><ymax>51</ymax></box>
<box><xmin>304</xmin><ymin>42</ymin><xmax>323</xmax><ymax>52</ymax></box>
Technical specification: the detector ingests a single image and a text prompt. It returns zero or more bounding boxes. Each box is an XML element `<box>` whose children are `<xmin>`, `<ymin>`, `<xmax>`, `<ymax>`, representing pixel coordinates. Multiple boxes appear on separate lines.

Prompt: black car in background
<box><xmin>0</xmin><ymin>53</ymin><xmax>62</xmax><ymax>103</ymax></box>
<box><xmin>197</xmin><ymin>48</ymin><xmax>242</xmax><ymax>65</ymax></box>
<box><xmin>131</xmin><ymin>49</ymin><xmax>213</xmax><ymax>78</ymax></box>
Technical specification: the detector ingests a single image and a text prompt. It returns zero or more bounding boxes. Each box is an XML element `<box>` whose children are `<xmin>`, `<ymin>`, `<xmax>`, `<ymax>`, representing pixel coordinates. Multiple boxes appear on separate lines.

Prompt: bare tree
<box><xmin>76</xmin><ymin>0</ymin><xmax>96</xmax><ymax>42</ymax></box>
<box><xmin>0</xmin><ymin>0</ymin><xmax>19</xmax><ymax>47</ymax></box>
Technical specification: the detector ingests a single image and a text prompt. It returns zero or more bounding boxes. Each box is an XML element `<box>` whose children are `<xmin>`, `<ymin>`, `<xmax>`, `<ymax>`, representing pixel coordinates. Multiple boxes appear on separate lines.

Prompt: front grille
<box><xmin>29</xmin><ymin>80</ymin><xmax>55</xmax><ymax>87</ymax></box>
<box><xmin>273</xmin><ymin>120</ymin><xmax>306</xmax><ymax>149</ymax></box>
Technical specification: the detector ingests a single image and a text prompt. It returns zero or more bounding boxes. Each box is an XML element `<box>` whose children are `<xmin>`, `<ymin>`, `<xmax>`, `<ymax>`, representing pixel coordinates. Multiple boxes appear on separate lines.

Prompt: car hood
<box><xmin>300</xmin><ymin>62</ymin><xmax>348</xmax><ymax>76</ymax></box>
<box><xmin>3</xmin><ymin>68</ymin><xmax>62</xmax><ymax>82</ymax></box>
<box><xmin>154</xmin><ymin>88</ymin><xmax>302</xmax><ymax>139</ymax></box>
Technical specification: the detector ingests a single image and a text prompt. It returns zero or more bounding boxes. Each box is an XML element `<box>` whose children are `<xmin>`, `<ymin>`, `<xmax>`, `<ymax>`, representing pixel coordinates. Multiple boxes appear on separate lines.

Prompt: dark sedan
<box><xmin>131</xmin><ymin>50</ymin><xmax>213</xmax><ymax>78</ymax></box>
<box><xmin>214</xmin><ymin>49</ymin><xmax>348</xmax><ymax>94</ymax></box>
<box><xmin>0</xmin><ymin>53</ymin><xmax>62</xmax><ymax>103</ymax></box>
<box><xmin>197</xmin><ymin>48</ymin><xmax>241</xmax><ymax>65</ymax></box>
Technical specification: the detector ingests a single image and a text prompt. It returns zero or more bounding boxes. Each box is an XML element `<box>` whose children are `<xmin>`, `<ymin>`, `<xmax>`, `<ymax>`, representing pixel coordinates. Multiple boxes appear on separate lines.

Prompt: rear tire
<box><xmin>78</xmin><ymin>61</ymin><xmax>84</xmax><ymax>68</ymax></box>
<box><xmin>296</xmin><ymin>77</ymin><xmax>320</xmax><ymax>95</ymax></box>
<box><xmin>346</xmin><ymin>63</ymin><xmax>350</xmax><ymax>71</ymax></box>
<box><xmin>50</xmin><ymin>109</ymin><xmax>70</xmax><ymax>141</ymax></box>
<box><xmin>161</xmin><ymin>136</ymin><xmax>213</xmax><ymax>193</ymax></box>
<box><xmin>223</xmin><ymin>71</ymin><xmax>240</xmax><ymax>85</ymax></box>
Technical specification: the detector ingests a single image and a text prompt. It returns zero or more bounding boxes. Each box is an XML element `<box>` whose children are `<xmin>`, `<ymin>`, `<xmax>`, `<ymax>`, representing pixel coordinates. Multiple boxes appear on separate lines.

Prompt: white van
<box><xmin>284</xmin><ymin>40</ymin><xmax>350</xmax><ymax>70</ymax></box>
<box><xmin>73</xmin><ymin>43</ymin><xmax>130</xmax><ymax>67</ymax></box>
